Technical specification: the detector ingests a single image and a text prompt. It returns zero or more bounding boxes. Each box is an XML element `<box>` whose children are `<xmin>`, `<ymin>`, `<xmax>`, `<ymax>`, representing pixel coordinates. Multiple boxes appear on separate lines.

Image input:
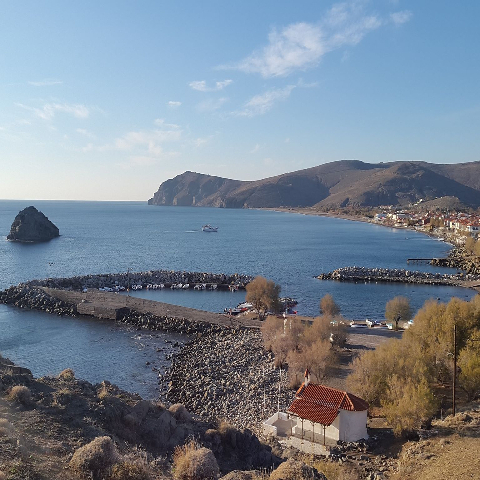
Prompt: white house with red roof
<box><xmin>263</xmin><ymin>370</ymin><xmax>368</xmax><ymax>450</ymax></box>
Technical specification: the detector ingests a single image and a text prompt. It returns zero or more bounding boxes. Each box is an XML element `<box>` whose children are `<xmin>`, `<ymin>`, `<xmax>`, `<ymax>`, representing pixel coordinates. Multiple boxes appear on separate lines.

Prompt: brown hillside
<box><xmin>148</xmin><ymin>160</ymin><xmax>480</xmax><ymax>209</ymax></box>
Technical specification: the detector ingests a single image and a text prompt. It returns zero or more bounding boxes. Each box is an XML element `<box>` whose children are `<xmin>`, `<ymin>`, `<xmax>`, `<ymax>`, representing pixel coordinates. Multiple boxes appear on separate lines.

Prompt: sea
<box><xmin>0</xmin><ymin>200</ymin><xmax>476</xmax><ymax>398</ymax></box>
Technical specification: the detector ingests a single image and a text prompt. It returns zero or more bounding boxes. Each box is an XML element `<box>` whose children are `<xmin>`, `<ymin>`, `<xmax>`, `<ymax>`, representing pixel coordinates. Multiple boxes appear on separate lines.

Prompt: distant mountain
<box><xmin>148</xmin><ymin>160</ymin><xmax>480</xmax><ymax>209</ymax></box>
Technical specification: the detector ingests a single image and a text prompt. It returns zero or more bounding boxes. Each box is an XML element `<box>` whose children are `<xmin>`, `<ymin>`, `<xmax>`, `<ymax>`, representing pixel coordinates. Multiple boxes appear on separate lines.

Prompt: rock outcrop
<box><xmin>7</xmin><ymin>206</ymin><xmax>59</xmax><ymax>242</ymax></box>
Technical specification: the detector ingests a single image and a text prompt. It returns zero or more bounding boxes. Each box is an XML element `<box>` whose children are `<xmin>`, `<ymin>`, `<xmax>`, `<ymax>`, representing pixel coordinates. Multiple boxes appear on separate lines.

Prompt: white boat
<box><xmin>202</xmin><ymin>224</ymin><xmax>218</xmax><ymax>232</ymax></box>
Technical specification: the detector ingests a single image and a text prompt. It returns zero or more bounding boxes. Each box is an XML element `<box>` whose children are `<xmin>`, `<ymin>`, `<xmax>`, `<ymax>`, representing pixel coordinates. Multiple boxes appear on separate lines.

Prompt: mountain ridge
<box><xmin>148</xmin><ymin>160</ymin><xmax>480</xmax><ymax>209</ymax></box>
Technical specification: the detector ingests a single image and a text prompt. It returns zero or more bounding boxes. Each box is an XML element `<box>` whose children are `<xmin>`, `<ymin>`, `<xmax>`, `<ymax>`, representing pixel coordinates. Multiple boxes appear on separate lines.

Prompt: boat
<box><xmin>202</xmin><ymin>224</ymin><xmax>218</xmax><ymax>232</ymax></box>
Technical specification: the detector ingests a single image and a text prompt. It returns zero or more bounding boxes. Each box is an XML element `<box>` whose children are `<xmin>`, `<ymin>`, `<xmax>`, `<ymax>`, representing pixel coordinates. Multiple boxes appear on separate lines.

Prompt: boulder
<box><xmin>7</xmin><ymin>206</ymin><xmax>59</xmax><ymax>242</ymax></box>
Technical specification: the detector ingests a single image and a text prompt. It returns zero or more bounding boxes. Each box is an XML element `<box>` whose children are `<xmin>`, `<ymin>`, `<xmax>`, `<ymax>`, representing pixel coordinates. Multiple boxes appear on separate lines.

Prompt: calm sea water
<box><xmin>0</xmin><ymin>200</ymin><xmax>476</xmax><ymax>397</ymax></box>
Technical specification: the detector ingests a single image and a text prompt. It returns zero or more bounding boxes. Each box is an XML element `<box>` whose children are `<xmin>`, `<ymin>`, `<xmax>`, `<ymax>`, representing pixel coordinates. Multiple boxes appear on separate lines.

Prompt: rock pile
<box><xmin>0</xmin><ymin>285</ymin><xmax>76</xmax><ymax>315</ymax></box>
<box><xmin>164</xmin><ymin>328</ymin><xmax>295</xmax><ymax>435</ymax></box>
<box><xmin>27</xmin><ymin>270</ymin><xmax>252</xmax><ymax>291</ymax></box>
<box><xmin>7</xmin><ymin>205</ymin><xmax>59</xmax><ymax>242</ymax></box>
<box><xmin>318</xmin><ymin>266</ymin><xmax>480</xmax><ymax>285</ymax></box>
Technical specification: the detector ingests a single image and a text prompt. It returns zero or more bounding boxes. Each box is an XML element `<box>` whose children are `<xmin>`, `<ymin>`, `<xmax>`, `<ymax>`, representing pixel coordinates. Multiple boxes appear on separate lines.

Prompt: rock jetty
<box><xmin>7</xmin><ymin>205</ymin><xmax>59</xmax><ymax>242</ymax></box>
<box><xmin>27</xmin><ymin>269</ymin><xmax>252</xmax><ymax>291</ymax></box>
<box><xmin>317</xmin><ymin>266</ymin><xmax>480</xmax><ymax>286</ymax></box>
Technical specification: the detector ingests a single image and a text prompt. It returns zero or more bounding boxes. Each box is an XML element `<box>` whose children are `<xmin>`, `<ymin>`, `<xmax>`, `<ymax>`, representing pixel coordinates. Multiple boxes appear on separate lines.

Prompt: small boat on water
<box><xmin>202</xmin><ymin>224</ymin><xmax>218</xmax><ymax>232</ymax></box>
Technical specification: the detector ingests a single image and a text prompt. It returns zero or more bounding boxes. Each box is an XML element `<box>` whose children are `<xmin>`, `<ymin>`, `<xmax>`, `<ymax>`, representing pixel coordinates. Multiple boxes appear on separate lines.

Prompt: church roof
<box><xmin>287</xmin><ymin>383</ymin><xmax>369</xmax><ymax>426</ymax></box>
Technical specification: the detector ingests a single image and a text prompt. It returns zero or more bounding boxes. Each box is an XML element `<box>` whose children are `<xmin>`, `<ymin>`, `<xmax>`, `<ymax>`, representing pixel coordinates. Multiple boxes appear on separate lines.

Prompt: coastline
<box><xmin>259</xmin><ymin>207</ymin><xmax>480</xmax><ymax>295</ymax></box>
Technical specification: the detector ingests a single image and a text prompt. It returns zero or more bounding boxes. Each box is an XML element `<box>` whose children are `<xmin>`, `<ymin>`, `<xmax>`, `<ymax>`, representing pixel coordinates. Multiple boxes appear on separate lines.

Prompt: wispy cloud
<box><xmin>390</xmin><ymin>10</ymin><xmax>412</xmax><ymax>25</ymax></box>
<box><xmin>196</xmin><ymin>97</ymin><xmax>228</xmax><ymax>113</ymax></box>
<box><xmin>250</xmin><ymin>144</ymin><xmax>261</xmax><ymax>154</ymax></box>
<box><xmin>154</xmin><ymin>118</ymin><xmax>180</xmax><ymax>128</ymax></box>
<box><xmin>16</xmin><ymin>102</ymin><xmax>90</xmax><ymax>120</ymax></box>
<box><xmin>28</xmin><ymin>79</ymin><xmax>63</xmax><ymax>87</ymax></box>
<box><xmin>221</xmin><ymin>2</ymin><xmax>385</xmax><ymax>78</ymax></box>
<box><xmin>167</xmin><ymin>100</ymin><xmax>182</xmax><ymax>108</ymax></box>
<box><xmin>76</xmin><ymin>128</ymin><xmax>96</xmax><ymax>139</ymax></box>
<box><xmin>234</xmin><ymin>86</ymin><xmax>295</xmax><ymax>117</ymax></box>
<box><xmin>189</xmin><ymin>79</ymin><xmax>233</xmax><ymax>92</ymax></box>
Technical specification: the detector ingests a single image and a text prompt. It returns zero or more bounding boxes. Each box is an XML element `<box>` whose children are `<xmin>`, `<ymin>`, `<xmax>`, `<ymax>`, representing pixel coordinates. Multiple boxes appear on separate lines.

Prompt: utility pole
<box><xmin>453</xmin><ymin>323</ymin><xmax>457</xmax><ymax>416</ymax></box>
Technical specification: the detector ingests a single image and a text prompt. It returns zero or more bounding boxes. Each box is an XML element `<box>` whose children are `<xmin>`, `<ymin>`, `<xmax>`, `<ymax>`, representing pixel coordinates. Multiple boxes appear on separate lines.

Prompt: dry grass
<box><xmin>270</xmin><ymin>459</ymin><xmax>323</xmax><ymax>480</ymax></box>
<box><xmin>169</xmin><ymin>403</ymin><xmax>192</xmax><ymax>422</ymax></box>
<box><xmin>110</xmin><ymin>461</ymin><xmax>152</xmax><ymax>480</ymax></box>
<box><xmin>173</xmin><ymin>441</ymin><xmax>219</xmax><ymax>480</ymax></box>
<box><xmin>0</xmin><ymin>418</ymin><xmax>13</xmax><ymax>437</ymax></box>
<box><xmin>8</xmin><ymin>385</ymin><xmax>32</xmax><ymax>406</ymax></box>
<box><xmin>312</xmin><ymin>459</ymin><xmax>358</xmax><ymax>480</ymax></box>
<box><xmin>69</xmin><ymin>436</ymin><xmax>118</xmax><ymax>479</ymax></box>
<box><xmin>58</xmin><ymin>368</ymin><xmax>75</xmax><ymax>381</ymax></box>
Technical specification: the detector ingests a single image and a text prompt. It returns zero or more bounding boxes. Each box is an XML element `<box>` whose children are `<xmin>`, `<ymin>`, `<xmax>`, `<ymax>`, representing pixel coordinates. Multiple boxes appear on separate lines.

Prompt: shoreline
<box><xmin>260</xmin><ymin>207</ymin><xmax>480</xmax><ymax>295</ymax></box>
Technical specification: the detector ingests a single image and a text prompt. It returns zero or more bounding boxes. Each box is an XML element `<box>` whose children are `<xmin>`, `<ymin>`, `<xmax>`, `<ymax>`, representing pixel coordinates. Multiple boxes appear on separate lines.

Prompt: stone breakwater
<box><xmin>317</xmin><ymin>266</ymin><xmax>480</xmax><ymax>286</ymax></box>
<box><xmin>0</xmin><ymin>285</ymin><xmax>77</xmax><ymax>315</ymax></box>
<box><xmin>164</xmin><ymin>328</ymin><xmax>294</xmax><ymax>435</ymax></box>
<box><xmin>26</xmin><ymin>269</ymin><xmax>253</xmax><ymax>291</ymax></box>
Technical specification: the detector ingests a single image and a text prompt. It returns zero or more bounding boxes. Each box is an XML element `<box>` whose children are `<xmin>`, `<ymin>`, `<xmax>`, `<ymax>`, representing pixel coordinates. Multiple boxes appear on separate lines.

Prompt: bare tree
<box><xmin>319</xmin><ymin>293</ymin><xmax>340</xmax><ymax>317</ymax></box>
<box><xmin>385</xmin><ymin>296</ymin><xmax>412</xmax><ymax>331</ymax></box>
<box><xmin>245</xmin><ymin>276</ymin><xmax>281</xmax><ymax>319</ymax></box>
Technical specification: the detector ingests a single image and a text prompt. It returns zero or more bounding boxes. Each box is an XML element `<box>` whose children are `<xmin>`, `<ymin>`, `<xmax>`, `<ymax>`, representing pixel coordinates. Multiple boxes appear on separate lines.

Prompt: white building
<box><xmin>263</xmin><ymin>370</ymin><xmax>368</xmax><ymax>451</ymax></box>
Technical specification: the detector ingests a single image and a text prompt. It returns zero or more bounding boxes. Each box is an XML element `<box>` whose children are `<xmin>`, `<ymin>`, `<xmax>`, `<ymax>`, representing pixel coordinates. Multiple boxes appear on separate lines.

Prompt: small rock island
<box><xmin>7</xmin><ymin>206</ymin><xmax>60</xmax><ymax>242</ymax></box>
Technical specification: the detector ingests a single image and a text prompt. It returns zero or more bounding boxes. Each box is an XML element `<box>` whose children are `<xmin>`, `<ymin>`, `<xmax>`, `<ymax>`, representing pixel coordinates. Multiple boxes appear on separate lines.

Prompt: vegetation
<box><xmin>348</xmin><ymin>295</ymin><xmax>480</xmax><ymax>436</ymax></box>
<box><xmin>245</xmin><ymin>276</ymin><xmax>281</xmax><ymax>319</ymax></box>
<box><xmin>385</xmin><ymin>296</ymin><xmax>412</xmax><ymax>330</ymax></box>
<box><xmin>8</xmin><ymin>385</ymin><xmax>31</xmax><ymax>406</ymax></box>
<box><xmin>261</xmin><ymin>295</ymin><xmax>346</xmax><ymax>384</ymax></box>
<box><xmin>270</xmin><ymin>458</ymin><xmax>324</xmax><ymax>480</ymax></box>
<box><xmin>69</xmin><ymin>436</ymin><xmax>118</xmax><ymax>479</ymax></box>
<box><xmin>173</xmin><ymin>441</ymin><xmax>219</xmax><ymax>480</ymax></box>
<box><xmin>319</xmin><ymin>293</ymin><xmax>340</xmax><ymax>317</ymax></box>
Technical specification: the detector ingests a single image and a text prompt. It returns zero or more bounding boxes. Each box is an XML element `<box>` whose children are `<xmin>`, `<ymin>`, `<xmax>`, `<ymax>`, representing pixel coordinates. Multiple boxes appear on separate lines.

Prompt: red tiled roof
<box><xmin>287</xmin><ymin>383</ymin><xmax>368</xmax><ymax>426</ymax></box>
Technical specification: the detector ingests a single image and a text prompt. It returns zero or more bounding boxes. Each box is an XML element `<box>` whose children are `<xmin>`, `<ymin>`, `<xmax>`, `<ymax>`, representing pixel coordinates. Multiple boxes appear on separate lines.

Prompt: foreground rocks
<box><xmin>0</xmin><ymin>354</ymin><xmax>280</xmax><ymax>479</ymax></box>
<box><xmin>7</xmin><ymin>205</ymin><xmax>59</xmax><ymax>242</ymax></box>
<box><xmin>165</xmin><ymin>328</ymin><xmax>295</xmax><ymax>435</ymax></box>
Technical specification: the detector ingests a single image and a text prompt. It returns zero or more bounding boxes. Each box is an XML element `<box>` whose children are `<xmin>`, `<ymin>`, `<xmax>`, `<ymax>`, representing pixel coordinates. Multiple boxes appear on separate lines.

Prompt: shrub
<box><xmin>270</xmin><ymin>459</ymin><xmax>325</xmax><ymax>480</ymax></box>
<box><xmin>69</xmin><ymin>436</ymin><xmax>118</xmax><ymax>479</ymax></box>
<box><xmin>58</xmin><ymin>368</ymin><xmax>75</xmax><ymax>381</ymax></box>
<box><xmin>8</xmin><ymin>385</ymin><xmax>32</xmax><ymax>406</ymax></box>
<box><xmin>169</xmin><ymin>403</ymin><xmax>192</xmax><ymax>422</ymax></box>
<box><xmin>110</xmin><ymin>461</ymin><xmax>152</xmax><ymax>480</ymax></box>
<box><xmin>0</xmin><ymin>418</ymin><xmax>13</xmax><ymax>437</ymax></box>
<box><xmin>173</xmin><ymin>441</ymin><xmax>219</xmax><ymax>480</ymax></box>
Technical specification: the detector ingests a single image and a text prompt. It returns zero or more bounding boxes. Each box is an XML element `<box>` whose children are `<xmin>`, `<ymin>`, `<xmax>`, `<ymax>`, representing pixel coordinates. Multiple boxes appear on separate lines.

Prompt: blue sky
<box><xmin>1</xmin><ymin>1</ymin><xmax>479</xmax><ymax>200</ymax></box>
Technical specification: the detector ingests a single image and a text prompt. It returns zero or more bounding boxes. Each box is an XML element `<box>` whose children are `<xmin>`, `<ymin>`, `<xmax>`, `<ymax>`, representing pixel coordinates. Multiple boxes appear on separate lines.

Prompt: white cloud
<box><xmin>390</xmin><ymin>11</ymin><xmax>413</xmax><ymax>25</ymax></box>
<box><xmin>76</xmin><ymin>128</ymin><xmax>96</xmax><ymax>139</ymax></box>
<box><xmin>235</xmin><ymin>86</ymin><xmax>295</xmax><ymax>117</ymax></box>
<box><xmin>222</xmin><ymin>3</ymin><xmax>384</xmax><ymax>78</ymax></box>
<box><xmin>194</xmin><ymin>137</ymin><xmax>212</xmax><ymax>147</ymax></box>
<box><xmin>154</xmin><ymin>118</ymin><xmax>180</xmax><ymax>128</ymax></box>
<box><xmin>16</xmin><ymin>102</ymin><xmax>90</xmax><ymax>120</ymax></box>
<box><xmin>196</xmin><ymin>97</ymin><xmax>228</xmax><ymax>113</ymax></box>
<box><xmin>167</xmin><ymin>101</ymin><xmax>182</xmax><ymax>107</ymax></box>
<box><xmin>28</xmin><ymin>79</ymin><xmax>63</xmax><ymax>87</ymax></box>
<box><xmin>189</xmin><ymin>79</ymin><xmax>233</xmax><ymax>92</ymax></box>
<box><xmin>250</xmin><ymin>144</ymin><xmax>260</xmax><ymax>154</ymax></box>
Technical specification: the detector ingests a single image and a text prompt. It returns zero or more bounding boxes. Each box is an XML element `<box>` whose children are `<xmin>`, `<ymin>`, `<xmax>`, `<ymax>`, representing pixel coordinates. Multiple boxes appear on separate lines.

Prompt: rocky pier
<box><xmin>26</xmin><ymin>269</ymin><xmax>253</xmax><ymax>291</ymax></box>
<box><xmin>317</xmin><ymin>266</ymin><xmax>480</xmax><ymax>286</ymax></box>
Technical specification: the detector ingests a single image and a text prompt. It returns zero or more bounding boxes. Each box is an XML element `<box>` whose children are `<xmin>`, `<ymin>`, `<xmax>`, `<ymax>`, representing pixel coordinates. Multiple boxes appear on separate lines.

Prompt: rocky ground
<box><xmin>164</xmin><ymin>328</ymin><xmax>295</xmax><ymax>435</ymax></box>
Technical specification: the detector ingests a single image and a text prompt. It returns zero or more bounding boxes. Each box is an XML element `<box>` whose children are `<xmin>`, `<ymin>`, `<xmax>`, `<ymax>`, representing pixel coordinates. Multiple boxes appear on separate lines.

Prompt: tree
<box><xmin>385</xmin><ymin>296</ymin><xmax>412</xmax><ymax>330</ymax></box>
<box><xmin>458</xmin><ymin>330</ymin><xmax>480</xmax><ymax>401</ymax></box>
<box><xmin>465</xmin><ymin>236</ymin><xmax>476</xmax><ymax>254</ymax></box>
<box><xmin>381</xmin><ymin>376</ymin><xmax>437</xmax><ymax>436</ymax></box>
<box><xmin>319</xmin><ymin>293</ymin><xmax>340</xmax><ymax>317</ymax></box>
<box><xmin>245</xmin><ymin>276</ymin><xmax>281</xmax><ymax>319</ymax></box>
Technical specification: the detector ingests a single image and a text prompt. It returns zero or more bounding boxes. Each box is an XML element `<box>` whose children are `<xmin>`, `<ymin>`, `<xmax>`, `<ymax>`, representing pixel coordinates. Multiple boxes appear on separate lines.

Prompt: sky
<box><xmin>1</xmin><ymin>1</ymin><xmax>479</xmax><ymax>201</ymax></box>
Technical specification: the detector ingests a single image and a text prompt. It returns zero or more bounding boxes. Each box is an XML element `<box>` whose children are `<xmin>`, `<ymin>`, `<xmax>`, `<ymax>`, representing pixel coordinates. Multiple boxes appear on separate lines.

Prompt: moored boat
<box><xmin>202</xmin><ymin>224</ymin><xmax>218</xmax><ymax>232</ymax></box>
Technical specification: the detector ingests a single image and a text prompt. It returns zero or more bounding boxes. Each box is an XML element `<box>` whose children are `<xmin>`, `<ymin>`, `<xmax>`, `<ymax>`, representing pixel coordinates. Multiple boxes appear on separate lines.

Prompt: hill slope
<box><xmin>148</xmin><ymin>160</ymin><xmax>480</xmax><ymax>208</ymax></box>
